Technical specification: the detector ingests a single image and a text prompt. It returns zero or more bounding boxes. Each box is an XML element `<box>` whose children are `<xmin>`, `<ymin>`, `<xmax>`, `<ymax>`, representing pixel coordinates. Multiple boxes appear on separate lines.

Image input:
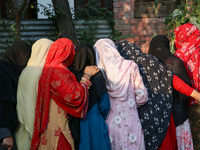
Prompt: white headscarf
<box><xmin>16</xmin><ymin>39</ymin><xmax>53</xmax><ymax>136</ymax></box>
<box><xmin>94</xmin><ymin>38</ymin><xmax>135</xmax><ymax>100</ymax></box>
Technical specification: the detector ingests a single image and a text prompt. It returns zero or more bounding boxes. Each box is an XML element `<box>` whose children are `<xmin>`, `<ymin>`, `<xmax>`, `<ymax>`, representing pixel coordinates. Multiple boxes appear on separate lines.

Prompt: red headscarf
<box><xmin>174</xmin><ymin>23</ymin><xmax>200</xmax><ymax>106</ymax></box>
<box><xmin>31</xmin><ymin>38</ymin><xmax>88</xmax><ymax>149</ymax></box>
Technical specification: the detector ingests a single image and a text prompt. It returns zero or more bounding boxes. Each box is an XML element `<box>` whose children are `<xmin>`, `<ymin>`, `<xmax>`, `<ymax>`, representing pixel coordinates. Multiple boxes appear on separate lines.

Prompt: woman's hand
<box><xmin>84</xmin><ymin>65</ymin><xmax>100</xmax><ymax>79</ymax></box>
<box><xmin>2</xmin><ymin>137</ymin><xmax>13</xmax><ymax>150</ymax></box>
<box><xmin>190</xmin><ymin>90</ymin><xmax>200</xmax><ymax>104</ymax></box>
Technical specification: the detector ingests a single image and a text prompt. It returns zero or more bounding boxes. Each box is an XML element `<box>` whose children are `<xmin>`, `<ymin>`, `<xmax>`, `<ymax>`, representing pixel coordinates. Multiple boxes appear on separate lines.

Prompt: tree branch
<box><xmin>7</xmin><ymin>0</ymin><xmax>16</xmax><ymax>19</ymax></box>
<box><xmin>18</xmin><ymin>0</ymin><xmax>28</xmax><ymax>15</ymax></box>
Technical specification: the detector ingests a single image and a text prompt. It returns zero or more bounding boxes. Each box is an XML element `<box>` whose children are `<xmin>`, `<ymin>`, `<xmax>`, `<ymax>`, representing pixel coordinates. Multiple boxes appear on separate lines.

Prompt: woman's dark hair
<box><xmin>74</xmin><ymin>43</ymin><xmax>96</xmax><ymax>72</ymax></box>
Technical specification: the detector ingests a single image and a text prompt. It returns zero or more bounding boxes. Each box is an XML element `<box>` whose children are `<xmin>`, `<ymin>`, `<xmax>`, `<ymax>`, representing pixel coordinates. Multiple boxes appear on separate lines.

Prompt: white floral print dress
<box><xmin>106</xmin><ymin>64</ymin><xmax>148</xmax><ymax>150</ymax></box>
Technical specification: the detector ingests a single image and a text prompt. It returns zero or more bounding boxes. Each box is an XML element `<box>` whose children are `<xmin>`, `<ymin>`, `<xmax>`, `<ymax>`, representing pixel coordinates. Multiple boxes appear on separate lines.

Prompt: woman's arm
<box><xmin>0</xmin><ymin>128</ymin><xmax>13</xmax><ymax>150</ymax></box>
<box><xmin>50</xmin><ymin>64</ymin><xmax>100</xmax><ymax>118</ymax></box>
<box><xmin>173</xmin><ymin>75</ymin><xmax>200</xmax><ymax>103</ymax></box>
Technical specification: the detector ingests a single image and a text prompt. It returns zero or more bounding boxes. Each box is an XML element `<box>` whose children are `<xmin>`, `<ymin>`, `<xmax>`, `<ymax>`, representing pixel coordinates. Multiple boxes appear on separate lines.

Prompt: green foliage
<box><xmin>155</xmin><ymin>0</ymin><xmax>159</xmax><ymax>18</ymax></box>
<box><xmin>164</xmin><ymin>0</ymin><xmax>200</xmax><ymax>53</ymax></box>
<box><xmin>110</xmin><ymin>29</ymin><xmax>136</xmax><ymax>41</ymax></box>
<box><xmin>0</xmin><ymin>21</ymin><xmax>19</xmax><ymax>57</ymax></box>
<box><xmin>0</xmin><ymin>20</ymin><xmax>55</xmax><ymax>58</ymax></box>
<box><xmin>31</xmin><ymin>2</ymin><xmax>59</xmax><ymax>19</ymax></box>
<box><xmin>75</xmin><ymin>2</ymin><xmax>112</xmax><ymax>45</ymax></box>
<box><xmin>75</xmin><ymin>2</ymin><xmax>135</xmax><ymax>45</ymax></box>
<box><xmin>75</xmin><ymin>3</ymin><xmax>115</xmax><ymax>28</ymax></box>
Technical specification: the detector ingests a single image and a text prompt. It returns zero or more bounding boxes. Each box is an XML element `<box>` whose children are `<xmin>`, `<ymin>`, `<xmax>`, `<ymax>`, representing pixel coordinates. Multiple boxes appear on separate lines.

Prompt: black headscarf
<box><xmin>69</xmin><ymin>43</ymin><xmax>107</xmax><ymax>150</ymax></box>
<box><xmin>148</xmin><ymin>35</ymin><xmax>191</xmax><ymax>127</ymax></box>
<box><xmin>0</xmin><ymin>41</ymin><xmax>31</xmax><ymax>128</ymax></box>
<box><xmin>116</xmin><ymin>40</ymin><xmax>173</xmax><ymax>150</ymax></box>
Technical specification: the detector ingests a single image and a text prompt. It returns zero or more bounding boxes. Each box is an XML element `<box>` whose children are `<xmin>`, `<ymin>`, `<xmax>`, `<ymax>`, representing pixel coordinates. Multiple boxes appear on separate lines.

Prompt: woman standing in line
<box><xmin>174</xmin><ymin>23</ymin><xmax>200</xmax><ymax>149</ymax></box>
<box><xmin>0</xmin><ymin>41</ymin><xmax>31</xmax><ymax>150</ymax></box>
<box><xmin>69</xmin><ymin>43</ymin><xmax>111</xmax><ymax>150</ymax></box>
<box><xmin>116</xmin><ymin>40</ymin><xmax>175</xmax><ymax>150</ymax></box>
<box><xmin>116</xmin><ymin>40</ymin><xmax>200</xmax><ymax>150</ymax></box>
<box><xmin>148</xmin><ymin>35</ymin><xmax>194</xmax><ymax>150</ymax></box>
<box><xmin>94</xmin><ymin>39</ymin><xmax>148</xmax><ymax>150</ymax></box>
<box><xmin>31</xmin><ymin>38</ymin><xmax>100</xmax><ymax>150</ymax></box>
<box><xmin>15</xmin><ymin>39</ymin><xmax>53</xmax><ymax>150</ymax></box>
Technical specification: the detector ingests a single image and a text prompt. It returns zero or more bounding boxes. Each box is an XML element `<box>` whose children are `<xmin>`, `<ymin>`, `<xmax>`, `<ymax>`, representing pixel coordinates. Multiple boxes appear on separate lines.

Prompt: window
<box><xmin>134</xmin><ymin>0</ymin><xmax>180</xmax><ymax>18</ymax></box>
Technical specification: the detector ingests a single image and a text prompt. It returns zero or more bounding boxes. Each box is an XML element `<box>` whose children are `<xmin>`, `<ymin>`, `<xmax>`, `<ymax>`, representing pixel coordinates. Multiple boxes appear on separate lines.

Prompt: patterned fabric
<box><xmin>174</xmin><ymin>23</ymin><xmax>200</xmax><ymax>106</ymax></box>
<box><xmin>37</xmin><ymin>99</ymin><xmax>74</xmax><ymax>150</ymax></box>
<box><xmin>106</xmin><ymin>67</ymin><xmax>147</xmax><ymax>150</ymax></box>
<box><xmin>148</xmin><ymin>35</ymin><xmax>194</xmax><ymax>150</ymax></box>
<box><xmin>148</xmin><ymin>35</ymin><xmax>192</xmax><ymax>127</ymax></box>
<box><xmin>176</xmin><ymin>119</ymin><xmax>194</xmax><ymax>150</ymax></box>
<box><xmin>31</xmin><ymin>38</ymin><xmax>89</xmax><ymax>150</ymax></box>
<box><xmin>116</xmin><ymin>41</ymin><xmax>173</xmax><ymax>150</ymax></box>
<box><xmin>94</xmin><ymin>39</ymin><xmax>137</xmax><ymax>101</ymax></box>
<box><xmin>57</xmin><ymin>132</ymin><xmax>72</xmax><ymax>150</ymax></box>
<box><xmin>94</xmin><ymin>39</ymin><xmax>148</xmax><ymax>150</ymax></box>
<box><xmin>188</xmin><ymin>103</ymin><xmax>200</xmax><ymax>149</ymax></box>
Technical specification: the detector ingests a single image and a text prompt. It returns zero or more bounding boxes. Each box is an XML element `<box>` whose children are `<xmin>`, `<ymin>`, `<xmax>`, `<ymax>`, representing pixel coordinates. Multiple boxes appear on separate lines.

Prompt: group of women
<box><xmin>0</xmin><ymin>23</ymin><xmax>200</xmax><ymax>150</ymax></box>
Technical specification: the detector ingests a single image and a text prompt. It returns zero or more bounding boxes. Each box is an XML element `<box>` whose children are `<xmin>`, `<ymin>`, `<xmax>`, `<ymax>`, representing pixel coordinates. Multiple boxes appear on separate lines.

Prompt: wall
<box><xmin>113</xmin><ymin>0</ymin><xmax>166</xmax><ymax>53</ymax></box>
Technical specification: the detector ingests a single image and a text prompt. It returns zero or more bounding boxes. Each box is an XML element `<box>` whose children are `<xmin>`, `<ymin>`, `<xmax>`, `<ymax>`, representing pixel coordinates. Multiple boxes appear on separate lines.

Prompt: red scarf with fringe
<box><xmin>31</xmin><ymin>38</ymin><xmax>88</xmax><ymax>149</ymax></box>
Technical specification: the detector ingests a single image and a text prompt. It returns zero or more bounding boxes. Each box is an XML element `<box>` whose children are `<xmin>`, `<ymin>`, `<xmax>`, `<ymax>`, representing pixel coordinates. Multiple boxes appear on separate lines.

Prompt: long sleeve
<box><xmin>131</xmin><ymin>64</ymin><xmax>148</xmax><ymax>107</ymax></box>
<box><xmin>0</xmin><ymin>128</ymin><xmax>12</xmax><ymax>140</ymax></box>
<box><xmin>0</xmin><ymin>128</ymin><xmax>17</xmax><ymax>150</ymax></box>
<box><xmin>173</xmin><ymin>75</ymin><xmax>194</xmax><ymax>97</ymax></box>
<box><xmin>50</xmin><ymin>64</ymin><xmax>90</xmax><ymax>118</ymax></box>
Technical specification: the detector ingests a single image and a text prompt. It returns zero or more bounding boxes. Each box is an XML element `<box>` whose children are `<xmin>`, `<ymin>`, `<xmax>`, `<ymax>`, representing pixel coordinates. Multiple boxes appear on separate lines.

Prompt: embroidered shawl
<box><xmin>31</xmin><ymin>38</ymin><xmax>88</xmax><ymax>150</ymax></box>
<box><xmin>174</xmin><ymin>23</ymin><xmax>200</xmax><ymax>106</ymax></box>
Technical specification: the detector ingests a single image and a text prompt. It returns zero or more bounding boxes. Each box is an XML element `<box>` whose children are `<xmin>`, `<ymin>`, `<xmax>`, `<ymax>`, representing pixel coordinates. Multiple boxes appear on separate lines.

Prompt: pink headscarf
<box><xmin>174</xmin><ymin>23</ymin><xmax>200</xmax><ymax>106</ymax></box>
<box><xmin>94</xmin><ymin>39</ymin><xmax>137</xmax><ymax>100</ymax></box>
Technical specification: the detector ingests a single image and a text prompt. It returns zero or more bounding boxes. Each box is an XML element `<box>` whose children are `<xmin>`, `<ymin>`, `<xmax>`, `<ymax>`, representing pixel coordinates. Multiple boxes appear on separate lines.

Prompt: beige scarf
<box><xmin>16</xmin><ymin>39</ymin><xmax>53</xmax><ymax>150</ymax></box>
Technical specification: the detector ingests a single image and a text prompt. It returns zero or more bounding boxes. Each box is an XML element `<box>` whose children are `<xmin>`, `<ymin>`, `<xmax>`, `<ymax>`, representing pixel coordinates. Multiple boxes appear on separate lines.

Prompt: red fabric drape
<box><xmin>57</xmin><ymin>132</ymin><xmax>72</xmax><ymax>150</ymax></box>
<box><xmin>157</xmin><ymin>114</ymin><xmax>178</xmax><ymax>150</ymax></box>
<box><xmin>174</xmin><ymin>23</ymin><xmax>200</xmax><ymax>106</ymax></box>
<box><xmin>31</xmin><ymin>38</ymin><xmax>88</xmax><ymax>150</ymax></box>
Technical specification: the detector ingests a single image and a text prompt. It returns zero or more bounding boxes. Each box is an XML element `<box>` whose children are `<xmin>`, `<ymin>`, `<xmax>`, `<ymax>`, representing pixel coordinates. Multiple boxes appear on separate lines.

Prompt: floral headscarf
<box><xmin>174</xmin><ymin>23</ymin><xmax>200</xmax><ymax>106</ymax></box>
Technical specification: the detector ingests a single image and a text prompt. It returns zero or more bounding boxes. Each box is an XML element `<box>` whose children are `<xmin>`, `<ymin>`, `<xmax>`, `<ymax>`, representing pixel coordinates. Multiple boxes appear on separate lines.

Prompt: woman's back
<box><xmin>94</xmin><ymin>39</ymin><xmax>148</xmax><ymax>150</ymax></box>
<box><xmin>70</xmin><ymin>43</ymin><xmax>111</xmax><ymax>150</ymax></box>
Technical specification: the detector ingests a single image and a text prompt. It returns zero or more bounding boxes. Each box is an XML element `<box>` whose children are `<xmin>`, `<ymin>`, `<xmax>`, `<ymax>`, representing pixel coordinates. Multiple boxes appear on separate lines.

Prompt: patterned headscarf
<box><xmin>116</xmin><ymin>40</ymin><xmax>173</xmax><ymax>150</ymax></box>
<box><xmin>148</xmin><ymin>35</ymin><xmax>191</xmax><ymax>127</ymax></box>
<box><xmin>174</xmin><ymin>23</ymin><xmax>200</xmax><ymax>106</ymax></box>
